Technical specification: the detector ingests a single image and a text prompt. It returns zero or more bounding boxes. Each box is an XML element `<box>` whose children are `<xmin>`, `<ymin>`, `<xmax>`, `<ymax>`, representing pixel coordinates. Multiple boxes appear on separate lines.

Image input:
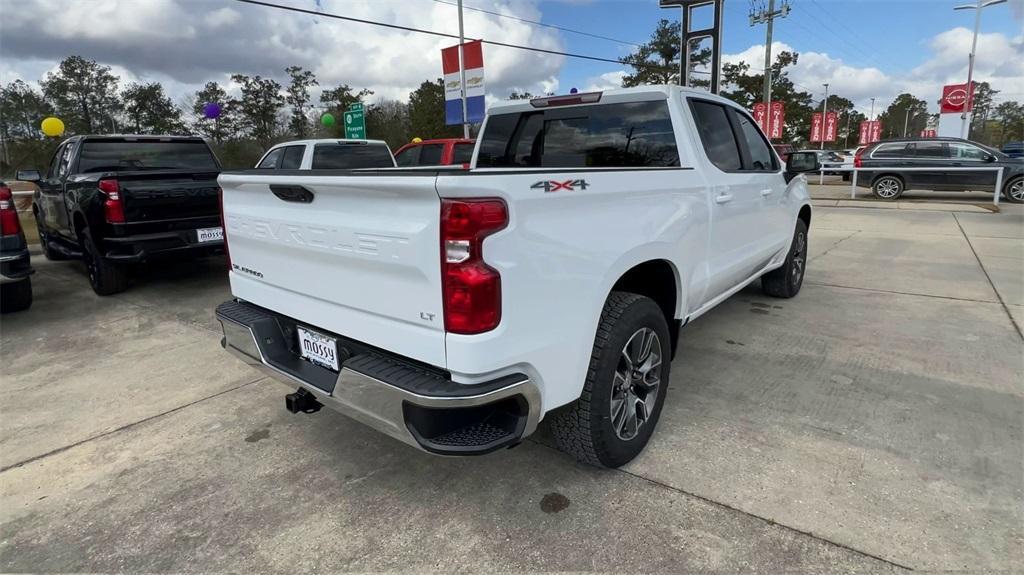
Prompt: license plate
<box><xmin>197</xmin><ymin>227</ymin><xmax>224</xmax><ymax>243</ymax></box>
<box><xmin>297</xmin><ymin>326</ymin><xmax>339</xmax><ymax>371</ymax></box>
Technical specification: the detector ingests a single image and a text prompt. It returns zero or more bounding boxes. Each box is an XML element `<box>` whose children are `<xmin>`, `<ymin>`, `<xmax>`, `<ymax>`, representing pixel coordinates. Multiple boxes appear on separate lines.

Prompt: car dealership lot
<box><xmin>2</xmin><ymin>205</ymin><xmax>1021</xmax><ymax>572</ymax></box>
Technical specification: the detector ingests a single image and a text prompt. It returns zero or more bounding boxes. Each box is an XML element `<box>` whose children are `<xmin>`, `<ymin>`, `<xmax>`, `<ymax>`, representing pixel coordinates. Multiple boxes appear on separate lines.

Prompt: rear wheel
<box><xmin>550</xmin><ymin>292</ymin><xmax>671</xmax><ymax>468</ymax></box>
<box><xmin>1</xmin><ymin>278</ymin><xmax>33</xmax><ymax>313</ymax></box>
<box><xmin>1003</xmin><ymin>177</ymin><xmax>1023</xmax><ymax>204</ymax></box>
<box><xmin>80</xmin><ymin>229</ymin><xmax>128</xmax><ymax>296</ymax></box>
<box><xmin>762</xmin><ymin>219</ymin><xmax>808</xmax><ymax>299</ymax></box>
<box><xmin>872</xmin><ymin>175</ymin><xmax>904</xmax><ymax>200</ymax></box>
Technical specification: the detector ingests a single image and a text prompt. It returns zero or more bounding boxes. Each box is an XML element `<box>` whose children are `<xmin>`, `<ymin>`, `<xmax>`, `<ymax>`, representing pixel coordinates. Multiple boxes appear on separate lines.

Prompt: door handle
<box><xmin>714</xmin><ymin>193</ymin><xmax>734</xmax><ymax>204</ymax></box>
<box><xmin>270</xmin><ymin>185</ymin><xmax>315</xmax><ymax>203</ymax></box>
<box><xmin>760</xmin><ymin>188</ymin><xmax>773</xmax><ymax>197</ymax></box>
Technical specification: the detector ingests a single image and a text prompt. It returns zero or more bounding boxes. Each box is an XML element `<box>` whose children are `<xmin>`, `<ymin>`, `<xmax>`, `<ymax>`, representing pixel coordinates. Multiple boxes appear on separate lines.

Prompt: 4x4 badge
<box><xmin>531</xmin><ymin>179</ymin><xmax>589</xmax><ymax>193</ymax></box>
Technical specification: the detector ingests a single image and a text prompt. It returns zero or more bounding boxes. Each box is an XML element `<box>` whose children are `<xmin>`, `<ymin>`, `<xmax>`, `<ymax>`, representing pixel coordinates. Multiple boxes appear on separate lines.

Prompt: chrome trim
<box><xmin>218</xmin><ymin>317</ymin><xmax>542</xmax><ymax>452</ymax></box>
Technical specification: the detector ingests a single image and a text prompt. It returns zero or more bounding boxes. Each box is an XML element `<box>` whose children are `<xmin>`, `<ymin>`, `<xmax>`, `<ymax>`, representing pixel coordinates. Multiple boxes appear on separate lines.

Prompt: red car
<box><xmin>394</xmin><ymin>138</ymin><xmax>475</xmax><ymax>167</ymax></box>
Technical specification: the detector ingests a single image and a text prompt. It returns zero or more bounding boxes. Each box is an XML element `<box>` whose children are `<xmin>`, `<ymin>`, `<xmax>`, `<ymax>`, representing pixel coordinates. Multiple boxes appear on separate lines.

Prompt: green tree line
<box><xmin>621</xmin><ymin>19</ymin><xmax>1024</xmax><ymax>150</ymax></box>
<box><xmin>0</xmin><ymin>55</ymin><xmax>462</xmax><ymax>174</ymax></box>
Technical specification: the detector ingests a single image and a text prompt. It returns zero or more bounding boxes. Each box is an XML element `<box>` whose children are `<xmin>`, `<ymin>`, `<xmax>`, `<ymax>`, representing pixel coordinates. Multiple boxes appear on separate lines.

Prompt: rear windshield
<box><xmin>452</xmin><ymin>143</ymin><xmax>474</xmax><ymax>164</ymax></box>
<box><xmin>311</xmin><ymin>143</ymin><xmax>394</xmax><ymax>169</ymax></box>
<box><xmin>77</xmin><ymin>140</ymin><xmax>218</xmax><ymax>173</ymax></box>
<box><xmin>476</xmin><ymin>100</ymin><xmax>679</xmax><ymax>168</ymax></box>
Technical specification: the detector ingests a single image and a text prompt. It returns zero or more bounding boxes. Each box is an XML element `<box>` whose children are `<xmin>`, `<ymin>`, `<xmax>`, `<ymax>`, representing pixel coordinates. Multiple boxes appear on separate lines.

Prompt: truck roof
<box><xmin>67</xmin><ymin>134</ymin><xmax>207</xmax><ymax>141</ymax></box>
<box><xmin>487</xmin><ymin>85</ymin><xmax>742</xmax><ymax>115</ymax></box>
<box><xmin>268</xmin><ymin>138</ymin><xmax>390</xmax><ymax>147</ymax></box>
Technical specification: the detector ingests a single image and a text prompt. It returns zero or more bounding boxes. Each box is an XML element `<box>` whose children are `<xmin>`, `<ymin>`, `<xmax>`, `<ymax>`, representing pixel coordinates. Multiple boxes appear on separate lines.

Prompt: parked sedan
<box><xmin>855</xmin><ymin>137</ymin><xmax>1023</xmax><ymax>203</ymax></box>
<box><xmin>0</xmin><ymin>181</ymin><xmax>33</xmax><ymax>312</ymax></box>
<box><xmin>797</xmin><ymin>150</ymin><xmax>845</xmax><ymax>175</ymax></box>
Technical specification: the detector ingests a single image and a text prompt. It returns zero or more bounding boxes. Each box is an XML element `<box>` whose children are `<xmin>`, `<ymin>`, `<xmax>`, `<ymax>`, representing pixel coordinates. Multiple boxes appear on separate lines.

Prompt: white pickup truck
<box><xmin>216</xmin><ymin>85</ymin><xmax>819</xmax><ymax>467</ymax></box>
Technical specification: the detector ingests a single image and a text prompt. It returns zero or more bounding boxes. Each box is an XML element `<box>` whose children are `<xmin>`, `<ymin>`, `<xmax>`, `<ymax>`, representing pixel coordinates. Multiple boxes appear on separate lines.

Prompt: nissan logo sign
<box><xmin>944</xmin><ymin>88</ymin><xmax>968</xmax><ymax>107</ymax></box>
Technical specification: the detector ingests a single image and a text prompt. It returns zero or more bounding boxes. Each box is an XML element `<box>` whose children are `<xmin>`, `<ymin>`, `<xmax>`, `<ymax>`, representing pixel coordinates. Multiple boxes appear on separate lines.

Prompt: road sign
<box><xmin>344</xmin><ymin>103</ymin><xmax>365</xmax><ymax>139</ymax></box>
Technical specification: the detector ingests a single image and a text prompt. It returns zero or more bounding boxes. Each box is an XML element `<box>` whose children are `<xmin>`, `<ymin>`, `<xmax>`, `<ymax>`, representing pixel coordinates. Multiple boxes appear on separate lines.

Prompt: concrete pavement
<box><xmin>1</xmin><ymin>203</ymin><xmax>1021</xmax><ymax>572</ymax></box>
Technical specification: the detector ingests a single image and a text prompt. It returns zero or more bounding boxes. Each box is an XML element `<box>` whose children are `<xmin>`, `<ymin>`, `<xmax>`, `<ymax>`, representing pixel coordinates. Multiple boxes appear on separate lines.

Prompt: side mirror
<box><xmin>983</xmin><ymin>154</ymin><xmax>996</xmax><ymax>163</ymax></box>
<box><xmin>786</xmin><ymin>151</ymin><xmax>821</xmax><ymax>174</ymax></box>
<box><xmin>16</xmin><ymin>169</ymin><xmax>41</xmax><ymax>182</ymax></box>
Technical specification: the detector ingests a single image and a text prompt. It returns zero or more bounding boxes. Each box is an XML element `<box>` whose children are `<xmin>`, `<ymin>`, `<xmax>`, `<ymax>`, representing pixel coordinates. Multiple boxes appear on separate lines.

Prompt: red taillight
<box><xmin>441</xmin><ymin>198</ymin><xmax>508</xmax><ymax>334</ymax></box>
<box><xmin>0</xmin><ymin>185</ymin><xmax>20</xmax><ymax>236</ymax></box>
<box><xmin>219</xmin><ymin>187</ymin><xmax>231</xmax><ymax>271</ymax></box>
<box><xmin>99</xmin><ymin>178</ymin><xmax>125</xmax><ymax>224</ymax></box>
<box><xmin>854</xmin><ymin>148</ymin><xmax>865</xmax><ymax>168</ymax></box>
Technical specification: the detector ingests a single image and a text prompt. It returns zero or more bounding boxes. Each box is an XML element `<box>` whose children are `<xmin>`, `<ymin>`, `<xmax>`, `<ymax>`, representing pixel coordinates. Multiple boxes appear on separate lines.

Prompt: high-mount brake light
<box><xmin>529</xmin><ymin>92</ymin><xmax>602</xmax><ymax>108</ymax></box>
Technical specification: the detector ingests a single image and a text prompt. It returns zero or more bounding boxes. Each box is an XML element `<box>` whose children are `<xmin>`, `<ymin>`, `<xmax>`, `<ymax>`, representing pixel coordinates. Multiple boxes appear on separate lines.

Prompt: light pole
<box><xmin>954</xmin><ymin>0</ymin><xmax>1006</xmax><ymax>139</ymax></box>
<box><xmin>820</xmin><ymin>83</ymin><xmax>829</xmax><ymax>150</ymax></box>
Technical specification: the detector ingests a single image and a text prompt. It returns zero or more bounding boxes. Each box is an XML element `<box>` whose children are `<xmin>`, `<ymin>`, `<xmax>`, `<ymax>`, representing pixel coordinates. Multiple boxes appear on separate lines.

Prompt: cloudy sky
<box><xmin>1</xmin><ymin>0</ymin><xmax>1022</xmax><ymax>116</ymax></box>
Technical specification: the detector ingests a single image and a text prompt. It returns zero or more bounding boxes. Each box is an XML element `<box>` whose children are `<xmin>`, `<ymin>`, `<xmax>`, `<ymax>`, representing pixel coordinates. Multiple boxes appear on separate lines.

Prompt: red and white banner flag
<box><xmin>869</xmin><ymin>120</ymin><xmax>882</xmax><ymax>143</ymax></box>
<box><xmin>920</xmin><ymin>129</ymin><xmax>937</xmax><ymax>138</ymax></box>
<box><xmin>940</xmin><ymin>83</ymin><xmax>974</xmax><ymax>114</ymax></box>
<box><xmin>769</xmin><ymin>101</ymin><xmax>785</xmax><ymax>139</ymax></box>
<box><xmin>858</xmin><ymin>121</ymin><xmax>870</xmax><ymax>145</ymax></box>
<box><xmin>753</xmin><ymin>102</ymin><xmax>768</xmax><ymax>134</ymax></box>
<box><xmin>824</xmin><ymin>112</ymin><xmax>838</xmax><ymax>142</ymax></box>
<box><xmin>810</xmin><ymin>113</ymin><xmax>823</xmax><ymax>143</ymax></box>
<box><xmin>441</xmin><ymin>40</ymin><xmax>485</xmax><ymax>125</ymax></box>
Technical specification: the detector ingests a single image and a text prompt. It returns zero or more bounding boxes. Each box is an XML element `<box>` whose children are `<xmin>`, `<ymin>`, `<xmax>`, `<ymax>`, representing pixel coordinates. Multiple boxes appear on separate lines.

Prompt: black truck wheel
<box><xmin>762</xmin><ymin>218</ymin><xmax>808</xmax><ymax>298</ymax></box>
<box><xmin>81</xmin><ymin>229</ymin><xmax>128</xmax><ymax>296</ymax></box>
<box><xmin>550</xmin><ymin>292</ymin><xmax>671</xmax><ymax>468</ymax></box>
<box><xmin>1</xmin><ymin>278</ymin><xmax>33</xmax><ymax>313</ymax></box>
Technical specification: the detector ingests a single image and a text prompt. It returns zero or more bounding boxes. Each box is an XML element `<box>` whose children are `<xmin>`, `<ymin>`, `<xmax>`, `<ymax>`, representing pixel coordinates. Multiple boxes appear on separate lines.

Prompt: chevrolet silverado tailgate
<box><xmin>218</xmin><ymin>171</ymin><xmax>446</xmax><ymax>368</ymax></box>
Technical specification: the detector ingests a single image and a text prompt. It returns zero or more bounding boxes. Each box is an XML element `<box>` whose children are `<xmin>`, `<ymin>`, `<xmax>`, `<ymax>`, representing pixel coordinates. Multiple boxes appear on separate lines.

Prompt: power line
<box><xmin>428</xmin><ymin>0</ymin><xmax>642</xmax><ymax>47</ymax></box>
<box><xmin>232</xmin><ymin>0</ymin><xmax>668</xmax><ymax>71</ymax></box>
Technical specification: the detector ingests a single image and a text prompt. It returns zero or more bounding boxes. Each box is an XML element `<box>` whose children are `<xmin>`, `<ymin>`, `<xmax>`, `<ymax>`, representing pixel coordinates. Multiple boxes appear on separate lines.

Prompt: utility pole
<box><xmin>749</xmin><ymin>0</ymin><xmax>791</xmax><ymax>110</ymax></box>
<box><xmin>870</xmin><ymin>98</ymin><xmax>876</xmax><ymax>121</ymax></box>
<box><xmin>456</xmin><ymin>0</ymin><xmax>470</xmax><ymax>139</ymax></box>
<box><xmin>844</xmin><ymin>112</ymin><xmax>851</xmax><ymax>148</ymax></box>
<box><xmin>903</xmin><ymin>108</ymin><xmax>911</xmax><ymax>137</ymax></box>
<box><xmin>820</xmin><ymin>83</ymin><xmax>829</xmax><ymax>150</ymax></box>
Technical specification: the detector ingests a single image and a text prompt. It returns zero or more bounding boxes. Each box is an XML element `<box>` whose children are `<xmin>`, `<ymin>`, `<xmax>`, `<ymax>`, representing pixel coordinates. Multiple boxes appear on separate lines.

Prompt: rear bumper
<box><xmin>0</xmin><ymin>249</ymin><xmax>33</xmax><ymax>284</ymax></box>
<box><xmin>104</xmin><ymin>228</ymin><xmax>223</xmax><ymax>262</ymax></box>
<box><xmin>215</xmin><ymin>300</ymin><xmax>541</xmax><ymax>455</ymax></box>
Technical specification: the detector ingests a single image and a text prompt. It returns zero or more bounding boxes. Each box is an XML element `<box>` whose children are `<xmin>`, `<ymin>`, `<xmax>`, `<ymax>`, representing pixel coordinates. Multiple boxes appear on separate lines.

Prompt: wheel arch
<box><xmin>608</xmin><ymin>258</ymin><xmax>682</xmax><ymax>358</ymax></box>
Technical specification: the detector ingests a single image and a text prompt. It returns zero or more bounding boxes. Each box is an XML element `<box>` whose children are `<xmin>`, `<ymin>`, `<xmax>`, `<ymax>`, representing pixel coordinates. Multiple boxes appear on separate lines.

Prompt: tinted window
<box><xmin>949</xmin><ymin>142</ymin><xmax>986</xmax><ymax>160</ymax></box>
<box><xmin>914</xmin><ymin>142</ymin><xmax>948</xmax><ymax>158</ymax></box>
<box><xmin>477</xmin><ymin>100</ymin><xmax>679</xmax><ymax>168</ymax></box>
<box><xmin>395</xmin><ymin>146</ymin><xmax>419</xmax><ymax>167</ymax></box>
<box><xmin>452</xmin><ymin>143</ymin><xmax>474</xmax><ymax>164</ymax></box>
<box><xmin>732</xmin><ymin>110</ymin><xmax>776</xmax><ymax>170</ymax></box>
<box><xmin>48</xmin><ymin>144</ymin><xmax>67</xmax><ymax>178</ymax></box>
<box><xmin>257</xmin><ymin>148</ymin><xmax>284</xmax><ymax>169</ymax></box>
<box><xmin>872</xmin><ymin>143</ymin><xmax>910</xmax><ymax>158</ymax></box>
<box><xmin>311</xmin><ymin>143</ymin><xmax>395</xmax><ymax>169</ymax></box>
<box><xmin>77</xmin><ymin>140</ymin><xmax>218</xmax><ymax>173</ymax></box>
<box><xmin>691</xmin><ymin>100</ymin><xmax>741</xmax><ymax>171</ymax></box>
<box><xmin>418</xmin><ymin>144</ymin><xmax>445</xmax><ymax>166</ymax></box>
<box><xmin>280</xmin><ymin>145</ymin><xmax>305</xmax><ymax>169</ymax></box>
<box><xmin>57</xmin><ymin>144</ymin><xmax>74</xmax><ymax>177</ymax></box>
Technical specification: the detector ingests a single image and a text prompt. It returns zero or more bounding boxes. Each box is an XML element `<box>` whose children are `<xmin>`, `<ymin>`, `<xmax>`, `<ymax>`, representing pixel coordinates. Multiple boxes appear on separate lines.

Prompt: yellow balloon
<box><xmin>41</xmin><ymin>117</ymin><xmax>65</xmax><ymax>137</ymax></box>
<box><xmin>411</xmin><ymin>137</ymin><xmax>422</xmax><ymax>143</ymax></box>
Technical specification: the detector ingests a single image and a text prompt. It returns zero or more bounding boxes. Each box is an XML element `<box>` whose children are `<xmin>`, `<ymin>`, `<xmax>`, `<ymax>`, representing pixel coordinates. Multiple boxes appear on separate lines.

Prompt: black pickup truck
<box><xmin>18</xmin><ymin>135</ymin><xmax>224</xmax><ymax>295</ymax></box>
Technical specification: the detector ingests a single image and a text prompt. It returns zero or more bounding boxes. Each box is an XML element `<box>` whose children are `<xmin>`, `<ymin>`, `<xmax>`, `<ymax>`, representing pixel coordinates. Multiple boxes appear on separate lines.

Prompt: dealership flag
<box><xmin>810</xmin><ymin>113</ymin><xmax>823</xmax><ymax>142</ymax></box>
<box><xmin>769</xmin><ymin>101</ymin><xmax>785</xmax><ymax>139</ymax></box>
<box><xmin>869</xmin><ymin>120</ymin><xmax>882</xmax><ymax>143</ymax></box>
<box><xmin>858</xmin><ymin>121</ymin><xmax>870</xmax><ymax>145</ymax></box>
<box><xmin>824</xmin><ymin>112</ymin><xmax>838</xmax><ymax>142</ymax></box>
<box><xmin>753</xmin><ymin>103</ymin><xmax>768</xmax><ymax>133</ymax></box>
<box><xmin>442</xmin><ymin>40</ymin><xmax>485</xmax><ymax>125</ymax></box>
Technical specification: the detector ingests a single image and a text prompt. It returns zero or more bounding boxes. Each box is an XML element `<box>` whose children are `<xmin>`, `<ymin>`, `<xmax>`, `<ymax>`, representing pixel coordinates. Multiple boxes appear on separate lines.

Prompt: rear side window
<box><xmin>78</xmin><ymin>140</ymin><xmax>219</xmax><ymax>173</ymax></box>
<box><xmin>395</xmin><ymin>146</ymin><xmax>419</xmax><ymax>167</ymax></box>
<box><xmin>452</xmin><ymin>143</ymin><xmax>474</xmax><ymax>164</ymax></box>
<box><xmin>872</xmin><ymin>143</ymin><xmax>911</xmax><ymax>158</ymax></box>
<box><xmin>280</xmin><ymin>145</ymin><xmax>305</xmax><ymax>169</ymax></box>
<box><xmin>948</xmin><ymin>142</ymin><xmax>986</xmax><ymax>159</ymax></box>
<box><xmin>690</xmin><ymin>100</ymin><xmax>741</xmax><ymax>171</ymax></box>
<box><xmin>476</xmin><ymin>100</ymin><xmax>679</xmax><ymax>168</ymax></box>
<box><xmin>311</xmin><ymin>143</ymin><xmax>395</xmax><ymax>169</ymax></box>
<box><xmin>257</xmin><ymin>148</ymin><xmax>284</xmax><ymax>169</ymax></box>
<box><xmin>732</xmin><ymin>110</ymin><xmax>777</xmax><ymax>170</ymax></box>
<box><xmin>418</xmin><ymin>144</ymin><xmax>445</xmax><ymax>166</ymax></box>
<box><xmin>914</xmin><ymin>142</ymin><xmax>948</xmax><ymax>158</ymax></box>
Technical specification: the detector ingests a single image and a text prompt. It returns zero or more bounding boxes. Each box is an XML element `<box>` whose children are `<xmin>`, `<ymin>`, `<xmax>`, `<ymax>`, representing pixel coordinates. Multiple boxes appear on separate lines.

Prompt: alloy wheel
<box><xmin>610</xmin><ymin>327</ymin><xmax>662</xmax><ymax>441</ymax></box>
<box><xmin>1010</xmin><ymin>180</ymin><xmax>1023</xmax><ymax>202</ymax></box>
<box><xmin>791</xmin><ymin>230</ymin><xmax>807</xmax><ymax>289</ymax></box>
<box><xmin>875</xmin><ymin>177</ymin><xmax>900</xmax><ymax>198</ymax></box>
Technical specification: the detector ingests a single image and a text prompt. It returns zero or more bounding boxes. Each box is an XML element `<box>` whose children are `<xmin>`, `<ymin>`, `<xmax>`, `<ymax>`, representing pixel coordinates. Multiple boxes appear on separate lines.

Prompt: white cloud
<box><xmin>0</xmin><ymin>0</ymin><xmax>565</xmax><ymax>105</ymax></box>
<box><xmin>583</xmin><ymin>70</ymin><xmax>627</xmax><ymax>92</ymax></box>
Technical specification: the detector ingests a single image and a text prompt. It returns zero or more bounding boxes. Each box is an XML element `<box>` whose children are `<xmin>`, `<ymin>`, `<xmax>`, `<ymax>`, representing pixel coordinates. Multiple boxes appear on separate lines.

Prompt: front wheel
<box><xmin>762</xmin><ymin>218</ymin><xmax>808</xmax><ymax>298</ymax></box>
<box><xmin>1003</xmin><ymin>177</ymin><xmax>1023</xmax><ymax>204</ymax></box>
<box><xmin>550</xmin><ymin>292</ymin><xmax>671</xmax><ymax>468</ymax></box>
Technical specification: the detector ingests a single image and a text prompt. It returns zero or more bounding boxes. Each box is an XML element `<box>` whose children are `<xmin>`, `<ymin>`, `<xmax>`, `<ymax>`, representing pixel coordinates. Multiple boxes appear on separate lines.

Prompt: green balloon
<box><xmin>321</xmin><ymin>113</ymin><xmax>335</xmax><ymax>127</ymax></box>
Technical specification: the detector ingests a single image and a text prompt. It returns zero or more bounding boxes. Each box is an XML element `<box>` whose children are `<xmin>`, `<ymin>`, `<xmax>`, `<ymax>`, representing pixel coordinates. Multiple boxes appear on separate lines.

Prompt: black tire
<box><xmin>550</xmin><ymin>292</ymin><xmax>671</xmax><ymax>468</ymax></box>
<box><xmin>762</xmin><ymin>218</ymin><xmax>808</xmax><ymax>299</ymax></box>
<box><xmin>80</xmin><ymin>229</ymin><xmax>128</xmax><ymax>296</ymax></box>
<box><xmin>34</xmin><ymin>212</ymin><xmax>66</xmax><ymax>261</ymax></box>
<box><xmin>1003</xmin><ymin>176</ymin><xmax>1023</xmax><ymax>204</ymax></box>
<box><xmin>1</xmin><ymin>278</ymin><xmax>33</xmax><ymax>313</ymax></box>
<box><xmin>872</xmin><ymin>175</ymin><xmax>904</xmax><ymax>200</ymax></box>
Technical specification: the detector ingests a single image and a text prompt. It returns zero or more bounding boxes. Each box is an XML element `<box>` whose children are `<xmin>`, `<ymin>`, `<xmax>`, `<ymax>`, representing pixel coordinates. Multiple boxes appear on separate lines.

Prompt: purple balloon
<box><xmin>202</xmin><ymin>102</ymin><xmax>222</xmax><ymax>120</ymax></box>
